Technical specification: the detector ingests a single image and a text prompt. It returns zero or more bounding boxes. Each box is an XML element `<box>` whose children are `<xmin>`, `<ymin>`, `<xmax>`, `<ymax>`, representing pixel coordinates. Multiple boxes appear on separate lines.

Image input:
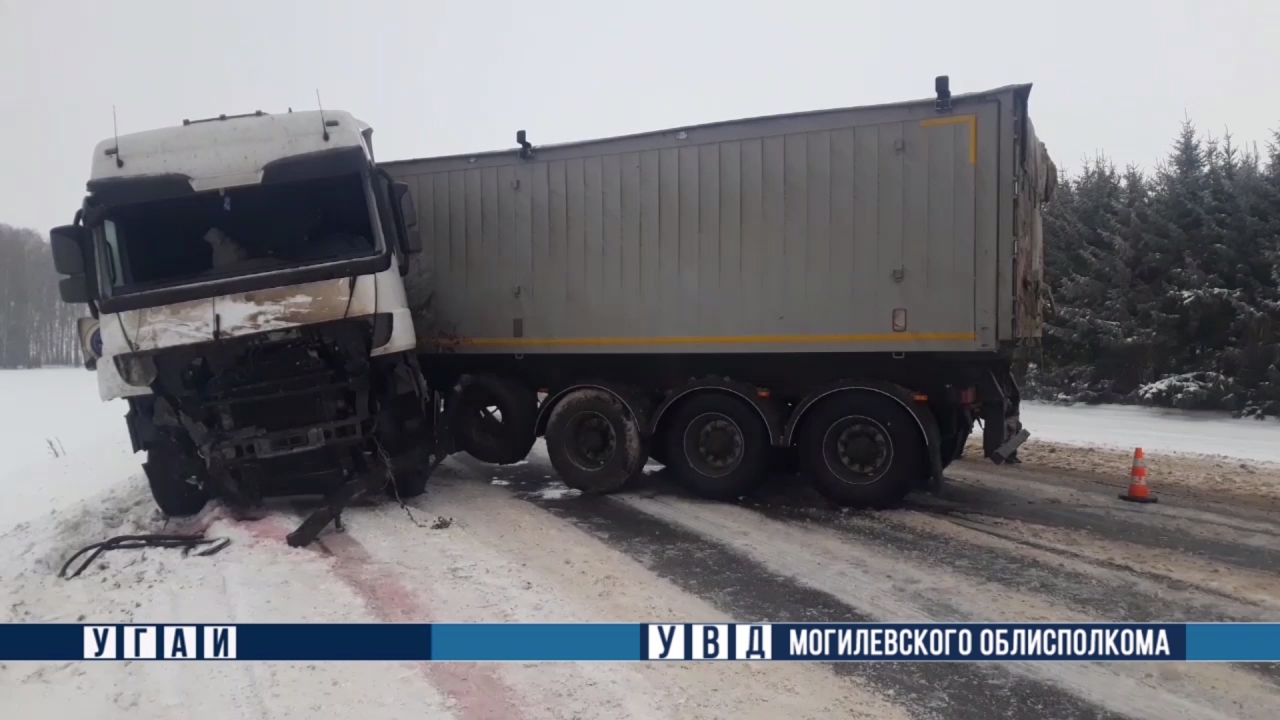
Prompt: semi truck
<box><xmin>49</xmin><ymin>109</ymin><xmax>442</xmax><ymax>543</ymax></box>
<box><xmin>50</xmin><ymin>78</ymin><xmax>1054</xmax><ymax>537</ymax></box>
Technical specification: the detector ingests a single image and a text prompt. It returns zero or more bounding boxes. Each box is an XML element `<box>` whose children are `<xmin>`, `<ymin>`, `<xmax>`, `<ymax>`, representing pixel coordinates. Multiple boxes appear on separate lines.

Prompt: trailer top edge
<box><xmin>381</xmin><ymin>83</ymin><xmax>1033</xmax><ymax>168</ymax></box>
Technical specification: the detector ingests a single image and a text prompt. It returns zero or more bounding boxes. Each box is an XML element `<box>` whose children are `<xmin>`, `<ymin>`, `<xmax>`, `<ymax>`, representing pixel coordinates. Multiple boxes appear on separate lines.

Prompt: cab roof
<box><xmin>89</xmin><ymin>109</ymin><xmax>371</xmax><ymax>193</ymax></box>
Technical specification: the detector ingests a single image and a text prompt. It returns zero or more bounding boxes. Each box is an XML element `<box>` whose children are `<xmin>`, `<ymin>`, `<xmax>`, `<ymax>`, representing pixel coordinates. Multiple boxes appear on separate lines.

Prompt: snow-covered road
<box><xmin>3</xmin><ymin>368</ymin><xmax>1280</xmax><ymax>720</ymax></box>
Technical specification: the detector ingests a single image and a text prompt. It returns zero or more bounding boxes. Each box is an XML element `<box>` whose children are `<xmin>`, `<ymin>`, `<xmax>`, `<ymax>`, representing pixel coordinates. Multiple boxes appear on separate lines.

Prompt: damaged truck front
<box><xmin>49</xmin><ymin>110</ymin><xmax>441</xmax><ymax>536</ymax></box>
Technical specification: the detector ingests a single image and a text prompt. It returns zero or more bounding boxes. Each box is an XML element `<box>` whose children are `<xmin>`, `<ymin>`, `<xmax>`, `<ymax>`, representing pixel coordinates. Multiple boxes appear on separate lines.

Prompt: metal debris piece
<box><xmin>60</xmin><ymin>534</ymin><xmax>231</xmax><ymax>579</ymax></box>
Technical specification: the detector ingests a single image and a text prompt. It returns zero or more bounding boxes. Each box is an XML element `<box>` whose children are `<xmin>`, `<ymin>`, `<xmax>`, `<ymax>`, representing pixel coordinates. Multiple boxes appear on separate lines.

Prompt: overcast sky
<box><xmin>2</xmin><ymin>0</ymin><xmax>1277</xmax><ymax>234</ymax></box>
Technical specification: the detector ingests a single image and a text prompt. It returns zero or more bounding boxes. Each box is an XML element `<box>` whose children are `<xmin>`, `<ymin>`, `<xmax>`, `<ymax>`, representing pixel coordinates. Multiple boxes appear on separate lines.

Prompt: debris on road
<box><xmin>58</xmin><ymin>533</ymin><xmax>231</xmax><ymax>579</ymax></box>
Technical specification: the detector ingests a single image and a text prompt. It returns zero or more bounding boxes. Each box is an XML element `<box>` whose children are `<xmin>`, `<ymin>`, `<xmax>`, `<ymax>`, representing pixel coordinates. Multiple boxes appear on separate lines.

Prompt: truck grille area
<box><xmin>150</xmin><ymin>320</ymin><xmax>374</xmax><ymax>467</ymax></box>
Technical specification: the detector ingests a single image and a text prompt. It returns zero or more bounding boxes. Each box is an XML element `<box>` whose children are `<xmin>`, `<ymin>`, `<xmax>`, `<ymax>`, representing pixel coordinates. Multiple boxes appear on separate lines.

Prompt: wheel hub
<box><xmin>685</xmin><ymin>414</ymin><xmax>744</xmax><ymax>476</ymax></box>
<box><xmin>835</xmin><ymin>423</ymin><xmax>889</xmax><ymax>475</ymax></box>
<box><xmin>568</xmin><ymin>413</ymin><xmax>616</xmax><ymax>470</ymax></box>
<box><xmin>582</xmin><ymin>427</ymin><xmax>607</xmax><ymax>453</ymax></box>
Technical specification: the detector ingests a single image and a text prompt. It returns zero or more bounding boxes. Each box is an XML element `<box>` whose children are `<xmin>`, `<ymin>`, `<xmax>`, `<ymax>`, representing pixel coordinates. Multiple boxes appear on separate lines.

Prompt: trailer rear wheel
<box><xmin>545</xmin><ymin>390</ymin><xmax>646</xmax><ymax>495</ymax></box>
<box><xmin>798</xmin><ymin>393</ymin><xmax>922</xmax><ymax>508</ymax></box>
<box><xmin>143</xmin><ymin>439</ymin><xmax>210</xmax><ymax>517</ymax></box>
<box><xmin>456</xmin><ymin>375</ymin><xmax>538</xmax><ymax>465</ymax></box>
<box><xmin>664</xmin><ymin>393</ymin><xmax>769</xmax><ymax>500</ymax></box>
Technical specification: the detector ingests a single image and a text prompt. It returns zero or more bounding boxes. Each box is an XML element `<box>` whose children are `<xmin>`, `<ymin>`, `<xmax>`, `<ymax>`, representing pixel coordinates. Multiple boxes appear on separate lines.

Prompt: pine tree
<box><xmin>1038</xmin><ymin>118</ymin><xmax>1280</xmax><ymax>412</ymax></box>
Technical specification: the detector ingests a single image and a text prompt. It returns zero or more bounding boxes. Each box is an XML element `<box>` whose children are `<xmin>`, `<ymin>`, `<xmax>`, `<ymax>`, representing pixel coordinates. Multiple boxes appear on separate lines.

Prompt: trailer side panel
<box><xmin>388</xmin><ymin>87</ymin><xmax>1028</xmax><ymax>355</ymax></box>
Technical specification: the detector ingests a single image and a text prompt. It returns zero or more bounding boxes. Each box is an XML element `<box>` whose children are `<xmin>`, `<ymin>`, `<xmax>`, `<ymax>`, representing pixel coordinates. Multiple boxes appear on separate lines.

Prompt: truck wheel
<box><xmin>143</xmin><ymin>440</ymin><xmax>210</xmax><ymax>517</ymax></box>
<box><xmin>386</xmin><ymin>469</ymin><xmax>428</xmax><ymax>500</ymax></box>
<box><xmin>664</xmin><ymin>393</ymin><xmax>769</xmax><ymax>501</ymax></box>
<box><xmin>545</xmin><ymin>389</ymin><xmax>646</xmax><ymax>495</ymax></box>
<box><xmin>456</xmin><ymin>375</ymin><xmax>538</xmax><ymax>465</ymax></box>
<box><xmin>384</xmin><ymin>448</ymin><xmax>429</xmax><ymax>500</ymax></box>
<box><xmin>798</xmin><ymin>393</ymin><xmax>923</xmax><ymax>509</ymax></box>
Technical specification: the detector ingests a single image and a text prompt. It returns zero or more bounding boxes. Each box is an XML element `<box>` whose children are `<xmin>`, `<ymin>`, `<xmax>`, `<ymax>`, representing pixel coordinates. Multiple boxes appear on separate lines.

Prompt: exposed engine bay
<box><xmin>122</xmin><ymin>317</ymin><xmax>448</xmax><ymax>545</ymax></box>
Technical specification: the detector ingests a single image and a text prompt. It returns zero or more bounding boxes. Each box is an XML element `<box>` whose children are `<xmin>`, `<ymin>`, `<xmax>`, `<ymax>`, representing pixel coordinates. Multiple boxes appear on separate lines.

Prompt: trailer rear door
<box><xmin>1011</xmin><ymin>93</ymin><xmax>1054</xmax><ymax>339</ymax></box>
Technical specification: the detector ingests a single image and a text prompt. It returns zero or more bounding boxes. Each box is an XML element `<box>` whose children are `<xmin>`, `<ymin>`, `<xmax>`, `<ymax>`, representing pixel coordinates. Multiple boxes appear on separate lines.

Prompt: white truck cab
<box><xmin>49</xmin><ymin>110</ymin><xmax>434</xmax><ymax>535</ymax></box>
<box><xmin>59</xmin><ymin>109</ymin><xmax>420</xmax><ymax>399</ymax></box>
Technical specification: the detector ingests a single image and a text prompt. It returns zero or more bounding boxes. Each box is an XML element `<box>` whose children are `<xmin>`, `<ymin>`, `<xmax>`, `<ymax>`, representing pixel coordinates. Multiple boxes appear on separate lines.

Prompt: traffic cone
<box><xmin>1119</xmin><ymin>447</ymin><xmax>1158</xmax><ymax>503</ymax></box>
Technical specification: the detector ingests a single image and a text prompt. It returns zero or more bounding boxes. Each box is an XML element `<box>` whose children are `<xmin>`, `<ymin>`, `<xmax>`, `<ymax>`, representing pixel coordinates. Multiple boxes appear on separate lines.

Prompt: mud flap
<box><xmin>980</xmin><ymin>366</ymin><xmax>1025</xmax><ymax>464</ymax></box>
<box><xmin>914</xmin><ymin>401</ymin><xmax>945</xmax><ymax>493</ymax></box>
<box><xmin>991</xmin><ymin>427</ymin><xmax>1029</xmax><ymax>465</ymax></box>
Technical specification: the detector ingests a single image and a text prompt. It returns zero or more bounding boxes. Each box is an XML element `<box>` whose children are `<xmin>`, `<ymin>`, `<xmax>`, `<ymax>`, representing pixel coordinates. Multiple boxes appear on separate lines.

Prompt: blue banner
<box><xmin>0</xmin><ymin>622</ymin><xmax>1275</xmax><ymax>661</ymax></box>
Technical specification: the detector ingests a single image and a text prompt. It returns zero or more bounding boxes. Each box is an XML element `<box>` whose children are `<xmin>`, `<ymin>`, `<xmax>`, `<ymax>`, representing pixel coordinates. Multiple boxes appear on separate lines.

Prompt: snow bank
<box><xmin>0</xmin><ymin>368</ymin><xmax>137</xmax><ymax>532</ymax></box>
<box><xmin>1021</xmin><ymin>401</ymin><xmax>1280</xmax><ymax>465</ymax></box>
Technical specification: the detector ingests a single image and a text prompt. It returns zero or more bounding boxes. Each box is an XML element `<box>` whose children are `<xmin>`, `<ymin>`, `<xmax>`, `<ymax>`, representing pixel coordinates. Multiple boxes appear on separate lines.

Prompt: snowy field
<box><xmin>0</xmin><ymin>368</ymin><xmax>134</xmax><ymax>531</ymax></box>
<box><xmin>1021</xmin><ymin>401</ymin><xmax>1280</xmax><ymax>464</ymax></box>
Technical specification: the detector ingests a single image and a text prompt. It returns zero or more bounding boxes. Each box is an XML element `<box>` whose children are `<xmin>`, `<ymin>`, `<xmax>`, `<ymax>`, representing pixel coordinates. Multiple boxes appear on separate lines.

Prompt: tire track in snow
<box><xmin>472</xmin><ymin>450</ymin><xmax>1280</xmax><ymax>720</ymax></box>
<box><xmin>764</xmin><ymin>501</ymin><xmax>1280</xmax><ymax>690</ymax></box>
<box><xmin>939</xmin><ymin>465</ymin><xmax>1280</xmax><ymax>572</ymax></box>
<box><xmin>617</xmin><ymin>494</ymin><xmax>1279</xmax><ymax>720</ymax></box>
<box><xmin>762</xmin><ymin>504</ymin><xmax>1276</xmax><ymax>623</ymax></box>
<box><xmin>462</xmin><ymin>457</ymin><xmax>1125</xmax><ymax>720</ymax></box>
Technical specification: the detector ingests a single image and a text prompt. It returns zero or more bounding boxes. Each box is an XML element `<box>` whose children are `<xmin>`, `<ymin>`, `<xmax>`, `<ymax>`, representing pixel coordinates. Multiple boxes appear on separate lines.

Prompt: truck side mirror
<box><xmin>390</xmin><ymin>182</ymin><xmax>422</xmax><ymax>255</ymax></box>
<box><xmin>59</xmin><ymin>276</ymin><xmax>91</xmax><ymax>304</ymax></box>
<box><xmin>49</xmin><ymin>224</ymin><xmax>93</xmax><ymax>304</ymax></box>
<box><xmin>50</xmin><ymin>225</ymin><xmax>88</xmax><ymax>274</ymax></box>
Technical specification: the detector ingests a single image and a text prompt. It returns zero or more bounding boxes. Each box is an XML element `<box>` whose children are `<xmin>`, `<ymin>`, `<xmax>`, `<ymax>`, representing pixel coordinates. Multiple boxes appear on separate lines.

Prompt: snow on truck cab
<box><xmin>49</xmin><ymin>109</ymin><xmax>442</xmax><ymax>545</ymax></box>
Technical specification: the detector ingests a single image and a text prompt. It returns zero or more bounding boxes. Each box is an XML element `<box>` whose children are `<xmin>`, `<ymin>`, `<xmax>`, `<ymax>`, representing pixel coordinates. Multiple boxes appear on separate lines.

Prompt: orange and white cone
<box><xmin>1119</xmin><ymin>447</ymin><xmax>1158</xmax><ymax>503</ymax></box>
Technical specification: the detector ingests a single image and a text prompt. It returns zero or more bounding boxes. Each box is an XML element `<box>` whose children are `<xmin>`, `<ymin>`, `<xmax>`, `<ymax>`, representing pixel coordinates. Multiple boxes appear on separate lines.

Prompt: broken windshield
<box><xmin>94</xmin><ymin>172</ymin><xmax>381</xmax><ymax>296</ymax></box>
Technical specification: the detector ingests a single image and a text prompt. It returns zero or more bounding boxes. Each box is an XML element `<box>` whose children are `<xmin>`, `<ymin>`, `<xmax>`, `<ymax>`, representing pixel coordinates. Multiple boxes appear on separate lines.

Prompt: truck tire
<box><xmin>545</xmin><ymin>389</ymin><xmax>646</xmax><ymax>495</ymax></box>
<box><xmin>456</xmin><ymin>375</ymin><xmax>538</xmax><ymax>465</ymax></box>
<box><xmin>386</xmin><ymin>469</ymin><xmax>428</xmax><ymax>500</ymax></box>
<box><xmin>798</xmin><ymin>392</ymin><xmax>923</xmax><ymax>509</ymax></box>
<box><xmin>663</xmin><ymin>393</ymin><xmax>769</xmax><ymax>501</ymax></box>
<box><xmin>143</xmin><ymin>440</ymin><xmax>210</xmax><ymax>517</ymax></box>
<box><xmin>384</xmin><ymin>448</ymin><xmax>429</xmax><ymax>500</ymax></box>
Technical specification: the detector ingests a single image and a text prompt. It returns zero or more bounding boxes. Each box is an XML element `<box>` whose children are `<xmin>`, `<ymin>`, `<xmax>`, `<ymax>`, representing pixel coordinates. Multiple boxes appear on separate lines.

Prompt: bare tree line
<box><xmin>0</xmin><ymin>223</ymin><xmax>82</xmax><ymax>368</ymax></box>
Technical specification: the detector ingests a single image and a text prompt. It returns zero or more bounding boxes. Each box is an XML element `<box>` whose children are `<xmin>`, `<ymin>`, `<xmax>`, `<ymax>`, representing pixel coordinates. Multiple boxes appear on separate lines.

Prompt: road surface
<box><xmin>4</xmin><ymin>435</ymin><xmax>1279</xmax><ymax>720</ymax></box>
